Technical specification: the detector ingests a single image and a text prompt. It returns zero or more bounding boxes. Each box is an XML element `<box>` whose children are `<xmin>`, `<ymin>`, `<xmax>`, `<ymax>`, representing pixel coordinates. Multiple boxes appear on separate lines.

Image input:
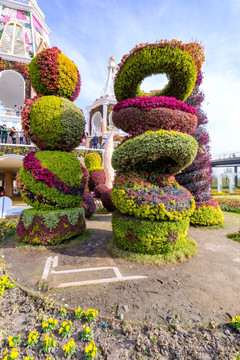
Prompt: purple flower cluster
<box><xmin>23</xmin><ymin>152</ymin><xmax>78</xmax><ymax>195</ymax></box>
<box><xmin>113</xmin><ymin>96</ymin><xmax>197</xmax><ymax>115</ymax></box>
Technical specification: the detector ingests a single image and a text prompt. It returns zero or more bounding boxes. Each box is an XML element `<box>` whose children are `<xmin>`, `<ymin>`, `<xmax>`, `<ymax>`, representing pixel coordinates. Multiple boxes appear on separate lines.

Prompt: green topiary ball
<box><xmin>29</xmin><ymin>47</ymin><xmax>80</xmax><ymax>100</ymax></box>
<box><xmin>22</xmin><ymin>96</ymin><xmax>85</xmax><ymax>151</ymax></box>
<box><xmin>84</xmin><ymin>153</ymin><xmax>103</xmax><ymax>172</ymax></box>
<box><xmin>17</xmin><ymin>151</ymin><xmax>84</xmax><ymax>210</ymax></box>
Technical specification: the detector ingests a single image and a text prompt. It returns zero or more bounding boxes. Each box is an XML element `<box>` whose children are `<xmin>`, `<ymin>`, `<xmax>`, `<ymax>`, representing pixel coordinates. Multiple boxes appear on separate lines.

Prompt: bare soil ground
<box><xmin>1</xmin><ymin>211</ymin><xmax>240</xmax><ymax>359</ymax></box>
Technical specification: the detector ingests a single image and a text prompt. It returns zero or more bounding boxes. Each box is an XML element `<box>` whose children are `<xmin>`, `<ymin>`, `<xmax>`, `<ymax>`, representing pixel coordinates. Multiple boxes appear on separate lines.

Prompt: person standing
<box><xmin>92</xmin><ymin>133</ymin><xmax>99</xmax><ymax>149</ymax></box>
<box><xmin>19</xmin><ymin>130</ymin><xmax>24</xmax><ymax>144</ymax></box>
<box><xmin>11</xmin><ymin>127</ymin><xmax>18</xmax><ymax>144</ymax></box>
<box><xmin>1</xmin><ymin>124</ymin><xmax>8</xmax><ymax>143</ymax></box>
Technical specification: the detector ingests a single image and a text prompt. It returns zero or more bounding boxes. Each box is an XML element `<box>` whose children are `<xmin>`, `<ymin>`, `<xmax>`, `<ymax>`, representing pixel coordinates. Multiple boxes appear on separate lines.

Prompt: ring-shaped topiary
<box><xmin>29</xmin><ymin>47</ymin><xmax>80</xmax><ymax>99</ymax></box>
<box><xmin>24</xmin><ymin>96</ymin><xmax>85</xmax><ymax>151</ymax></box>
<box><xmin>114</xmin><ymin>45</ymin><xmax>197</xmax><ymax>102</ymax></box>
<box><xmin>111</xmin><ymin>130</ymin><xmax>198</xmax><ymax>175</ymax></box>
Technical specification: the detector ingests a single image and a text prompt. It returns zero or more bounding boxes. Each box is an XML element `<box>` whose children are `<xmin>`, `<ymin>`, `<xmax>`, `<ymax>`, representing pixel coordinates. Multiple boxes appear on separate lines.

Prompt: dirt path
<box><xmin>2</xmin><ymin>212</ymin><xmax>240</xmax><ymax>325</ymax></box>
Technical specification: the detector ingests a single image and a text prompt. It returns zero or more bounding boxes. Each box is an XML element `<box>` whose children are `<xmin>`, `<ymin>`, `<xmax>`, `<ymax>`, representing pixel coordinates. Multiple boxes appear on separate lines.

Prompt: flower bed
<box><xmin>0</xmin><ymin>217</ymin><xmax>18</xmax><ymax>246</ymax></box>
<box><xmin>216</xmin><ymin>197</ymin><xmax>240</xmax><ymax>214</ymax></box>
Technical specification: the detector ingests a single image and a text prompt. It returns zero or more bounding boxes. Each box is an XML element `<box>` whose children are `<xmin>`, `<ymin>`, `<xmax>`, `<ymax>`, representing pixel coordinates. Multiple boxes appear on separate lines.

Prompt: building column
<box><xmin>217</xmin><ymin>175</ymin><xmax>222</xmax><ymax>193</ymax></box>
<box><xmin>234</xmin><ymin>166</ymin><xmax>238</xmax><ymax>188</ymax></box>
<box><xmin>229</xmin><ymin>174</ymin><xmax>234</xmax><ymax>194</ymax></box>
<box><xmin>5</xmin><ymin>172</ymin><xmax>14</xmax><ymax>197</ymax></box>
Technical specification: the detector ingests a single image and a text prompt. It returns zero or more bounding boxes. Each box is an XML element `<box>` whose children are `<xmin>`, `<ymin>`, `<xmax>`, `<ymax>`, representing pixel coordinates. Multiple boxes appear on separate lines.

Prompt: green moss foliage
<box><xmin>112</xmin><ymin>210</ymin><xmax>190</xmax><ymax>254</ymax></box>
<box><xmin>29</xmin><ymin>96</ymin><xmax>85</xmax><ymax>151</ymax></box>
<box><xmin>29</xmin><ymin>55</ymin><xmax>48</xmax><ymax>95</ymax></box>
<box><xmin>114</xmin><ymin>45</ymin><xmax>197</xmax><ymax>102</ymax></box>
<box><xmin>84</xmin><ymin>153</ymin><xmax>103</xmax><ymax>172</ymax></box>
<box><xmin>111</xmin><ymin>130</ymin><xmax>198</xmax><ymax>175</ymax></box>
<box><xmin>190</xmin><ymin>205</ymin><xmax>224</xmax><ymax>226</ymax></box>
<box><xmin>18</xmin><ymin>152</ymin><xmax>83</xmax><ymax>210</ymax></box>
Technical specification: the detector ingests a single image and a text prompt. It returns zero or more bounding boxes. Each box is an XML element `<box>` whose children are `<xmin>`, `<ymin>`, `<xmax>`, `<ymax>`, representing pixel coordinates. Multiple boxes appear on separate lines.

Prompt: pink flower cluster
<box><xmin>113</xmin><ymin>96</ymin><xmax>197</xmax><ymax>115</ymax></box>
<box><xmin>36</xmin><ymin>47</ymin><xmax>61</xmax><ymax>93</ymax></box>
<box><xmin>23</xmin><ymin>151</ymin><xmax>73</xmax><ymax>194</ymax></box>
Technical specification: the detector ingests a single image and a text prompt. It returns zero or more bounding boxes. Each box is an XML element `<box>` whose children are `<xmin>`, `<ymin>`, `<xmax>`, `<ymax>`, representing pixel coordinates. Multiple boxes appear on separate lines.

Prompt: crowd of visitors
<box><xmin>0</xmin><ymin>125</ymin><xmax>30</xmax><ymax>145</ymax></box>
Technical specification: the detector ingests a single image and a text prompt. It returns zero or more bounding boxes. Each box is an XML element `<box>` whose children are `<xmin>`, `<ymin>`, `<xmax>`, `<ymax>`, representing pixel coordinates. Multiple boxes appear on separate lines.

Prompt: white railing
<box><xmin>0</xmin><ymin>107</ymin><xmax>21</xmax><ymax>118</ymax></box>
<box><xmin>212</xmin><ymin>152</ymin><xmax>240</xmax><ymax>161</ymax></box>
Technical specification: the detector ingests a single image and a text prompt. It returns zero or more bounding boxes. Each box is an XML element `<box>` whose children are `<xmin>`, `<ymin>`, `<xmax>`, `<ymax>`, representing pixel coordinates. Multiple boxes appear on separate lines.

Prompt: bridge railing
<box><xmin>212</xmin><ymin>152</ymin><xmax>240</xmax><ymax>161</ymax></box>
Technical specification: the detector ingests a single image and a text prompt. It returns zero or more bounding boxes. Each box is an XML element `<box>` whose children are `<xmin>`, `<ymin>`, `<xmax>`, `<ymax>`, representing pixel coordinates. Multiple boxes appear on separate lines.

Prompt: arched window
<box><xmin>0</xmin><ymin>22</ymin><xmax>26</xmax><ymax>57</ymax></box>
<box><xmin>92</xmin><ymin>111</ymin><xmax>102</xmax><ymax>134</ymax></box>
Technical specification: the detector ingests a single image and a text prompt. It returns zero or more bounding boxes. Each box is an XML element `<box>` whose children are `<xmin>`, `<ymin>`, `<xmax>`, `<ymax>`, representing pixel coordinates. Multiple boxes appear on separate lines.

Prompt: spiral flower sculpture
<box><xmin>111</xmin><ymin>40</ymin><xmax>201</xmax><ymax>254</ymax></box>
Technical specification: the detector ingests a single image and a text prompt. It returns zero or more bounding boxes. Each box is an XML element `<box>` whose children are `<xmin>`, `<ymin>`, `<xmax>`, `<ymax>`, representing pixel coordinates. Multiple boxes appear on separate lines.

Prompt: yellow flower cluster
<box><xmin>75</xmin><ymin>305</ymin><xmax>84</xmax><ymax>319</ymax></box>
<box><xmin>59</xmin><ymin>307</ymin><xmax>67</xmax><ymax>316</ymax></box>
<box><xmin>81</xmin><ymin>324</ymin><xmax>93</xmax><ymax>341</ymax></box>
<box><xmin>232</xmin><ymin>315</ymin><xmax>240</xmax><ymax>330</ymax></box>
<box><xmin>59</xmin><ymin>321</ymin><xmax>73</xmax><ymax>338</ymax></box>
<box><xmin>85</xmin><ymin>340</ymin><xmax>98</xmax><ymax>359</ymax></box>
<box><xmin>0</xmin><ymin>275</ymin><xmax>15</xmax><ymax>296</ymax></box>
<box><xmin>25</xmin><ymin>331</ymin><xmax>39</xmax><ymax>348</ymax></box>
<box><xmin>42</xmin><ymin>317</ymin><xmax>58</xmax><ymax>331</ymax></box>
<box><xmin>8</xmin><ymin>334</ymin><xmax>21</xmax><ymax>348</ymax></box>
<box><xmin>85</xmin><ymin>308</ymin><xmax>98</xmax><ymax>322</ymax></box>
<box><xmin>2</xmin><ymin>348</ymin><xmax>19</xmax><ymax>360</ymax></box>
<box><xmin>42</xmin><ymin>333</ymin><xmax>56</xmax><ymax>353</ymax></box>
<box><xmin>62</xmin><ymin>337</ymin><xmax>76</xmax><ymax>356</ymax></box>
<box><xmin>24</xmin><ymin>357</ymin><xmax>34</xmax><ymax>360</ymax></box>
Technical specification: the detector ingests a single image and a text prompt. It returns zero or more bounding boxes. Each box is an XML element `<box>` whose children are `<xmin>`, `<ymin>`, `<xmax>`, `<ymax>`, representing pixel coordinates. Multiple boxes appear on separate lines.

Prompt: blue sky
<box><xmin>38</xmin><ymin>0</ymin><xmax>240</xmax><ymax>155</ymax></box>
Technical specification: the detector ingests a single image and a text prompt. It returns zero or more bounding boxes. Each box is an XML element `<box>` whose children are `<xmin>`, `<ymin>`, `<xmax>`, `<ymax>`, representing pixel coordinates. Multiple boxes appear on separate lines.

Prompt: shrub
<box><xmin>16</xmin><ymin>207</ymin><xmax>86</xmax><ymax>245</ymax></box>
<box><xmin>101</xmin><ymin>189</ymin><xmax>116</xmax><ymax>212</ymax></box>
<box><xmin>190</xmin><ymin>204</ymin><xmax>224</xmax><ymax>226</ymax></box>
<box><xmin>88</xmin><ymin>171</ymin><xmax>106</xmax><ymax>191</ymax></box>
<box><xmin>81</xmin><ymin>193</ymin><xmax>96</xmax><ymax>218</ymax></box>
<box><xmin>17</xmin><ymin>151</ymin><xmax>83</xmax><ymax>210</ymax></box>
<box><xmin>29</xmin><ymin>47</ymin><xmax>80</xmax><ymax>100</ymax></box>
<box><xmin>94</xmin><ymin>184</ymin><xmax>109</xmax><ymax>198</ymax></box>
<box><xmin>112</xmin><ymin>210</ymin><xmax>190</xmax><ymax>254</ymax></box>
<box><xmin>80</xmin><ymin>164</ymin><xmax>89</xmax><ymax>193</ymax></box>
<box><xmin>84</xmin><ymin>153</ymin><xmax>103</xmax><ymax>172</ymax></box>
<box><xmin>111</xmin><ymin>130</ymin><xmax>198</xmax><ymax>175</ymax></box>
<box><xmin>114</xmin><ymin>43</ymin><xmax>197</xmax><ymax>102</ymax></box>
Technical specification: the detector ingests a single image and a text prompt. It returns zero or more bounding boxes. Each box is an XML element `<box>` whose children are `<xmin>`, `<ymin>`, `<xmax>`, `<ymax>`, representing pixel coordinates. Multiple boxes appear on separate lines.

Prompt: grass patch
<box><xmin>14</xmin><ymin>230</ymin><xmax>91</xmax><ymax>250</ymax></box>
<box><xmin>226</xmin><ymin>231</ymin><xmax>240</xmax><ymax>244</ymax></box>
<box><xmin>190</xmin><ymin>222</ymin><xmax>225</xmax><ymax>230</ymax></box>
<box><xmin>87</xmin><ymin>215</ymin><xmax>99</xmax><ymax>220</ymax></box>
<box><xmin>108</xmin><ymin>236</ymin><xmax>198</xmax><ymax>266</ymax></box>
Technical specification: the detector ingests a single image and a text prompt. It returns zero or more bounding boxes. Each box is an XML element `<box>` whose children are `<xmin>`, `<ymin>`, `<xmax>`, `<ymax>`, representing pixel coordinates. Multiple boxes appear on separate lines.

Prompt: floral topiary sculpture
<box><xmin>111</xmin><ymin>40</ymin><xmax>202</xmax><ymax>254</ymax></box>
<box><xmin>16</xmin><ymin>47</ymin><xmax>86</xmax><ymax>245</ymax></box>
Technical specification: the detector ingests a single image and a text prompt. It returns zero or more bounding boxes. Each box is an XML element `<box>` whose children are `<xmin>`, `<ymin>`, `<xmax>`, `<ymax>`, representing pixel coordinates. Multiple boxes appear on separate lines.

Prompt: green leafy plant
<box><xmin>0</xmin><ymin>275</ymin><xmax>15</xmax><ymax>296</ymax></box>
<box><xmin>1</xmin><ymin>348</ymin><xmax>19</xmax><ymax>360</ymax></box>
<box><xmin>59</xmin><ymin>307</ymin><xmax>67</xmax><ymax>317</ymax></box>
<box><xmin>81</xmin><ymin>324</ymin><xmax>93</xmax><ymax>341</ymax></box>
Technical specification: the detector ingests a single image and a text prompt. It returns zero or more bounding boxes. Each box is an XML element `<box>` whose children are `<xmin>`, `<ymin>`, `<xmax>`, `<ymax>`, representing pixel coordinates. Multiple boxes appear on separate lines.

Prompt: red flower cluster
<box><xmin>36</xmin><ymin>47</ymin><xmax>61</xmax><ymax>93</ymax></box>
<box><xmin>113</xmin><ymin>96</ymin><xmax>197</xmax><ymax>115</ymax></box>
